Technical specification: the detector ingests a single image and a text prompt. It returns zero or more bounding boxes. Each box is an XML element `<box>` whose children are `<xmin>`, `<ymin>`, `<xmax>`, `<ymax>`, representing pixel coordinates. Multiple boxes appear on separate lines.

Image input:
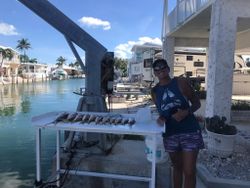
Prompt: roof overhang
<box><xmin>167</xmin><ymin>5</ymin><xmax>250</xmax><ymax>54</ymax></box>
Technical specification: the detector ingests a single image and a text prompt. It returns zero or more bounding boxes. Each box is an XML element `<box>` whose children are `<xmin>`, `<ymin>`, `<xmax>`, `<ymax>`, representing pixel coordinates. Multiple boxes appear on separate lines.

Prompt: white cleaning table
<box><xmin>31</xmin><ymin>111</ymin><xmax>164</xmax><ymax>188</ymax></box>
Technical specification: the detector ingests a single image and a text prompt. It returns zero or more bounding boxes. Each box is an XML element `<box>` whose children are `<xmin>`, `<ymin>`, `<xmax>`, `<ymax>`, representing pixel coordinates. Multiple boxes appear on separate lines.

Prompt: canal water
<box><xmin>0</xmin><ymin>79</ymin><xmax>85</xmax><ymax>188</ymax></box>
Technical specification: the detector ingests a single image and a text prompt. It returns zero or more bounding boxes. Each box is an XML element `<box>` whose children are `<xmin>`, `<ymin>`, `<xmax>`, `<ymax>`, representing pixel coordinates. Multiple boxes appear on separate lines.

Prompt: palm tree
<box><xmin>29</xmin><ymin>58</ymin><xmax>38</xmax><ymax>64</ymax></box>
<box><xmin>19</xmin><ymin>54</ymin><xmax>29</xmax><ymax>63</ymax></box>
<box><xmin>68</xmin><ymin>62</ymin><xmax>74</xmax><ymax>67</ymax></box>
<box><xmin>74</xmin><ymin>60</ymin><xmax>80</xmax><ymax>69</ymax></box>
<box><xmin>16</xmin><ymin>38</ymin><xmax>31</xmax><ymax>63</ymax></box>
<box><xmin>0</xmin><ymin>47</ymin><xmax>14</xmax><ymax>84</ymax></box>
<box><xmin>0</xmin><ymin>47</ymin><xmax>13</xmax><ymax>67</ymax></box>
<box><xmin>56</xmin><ymin>56</ymin><xmax>66</xmax><ymax>67</ymax></box>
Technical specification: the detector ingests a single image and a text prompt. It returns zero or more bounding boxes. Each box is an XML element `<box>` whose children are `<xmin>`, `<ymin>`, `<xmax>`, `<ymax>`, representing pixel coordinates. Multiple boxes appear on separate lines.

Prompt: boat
<box><xmin>51</xmin><ymin>68</ymin><xmax>68</xmax><ymax>80</ymax></box>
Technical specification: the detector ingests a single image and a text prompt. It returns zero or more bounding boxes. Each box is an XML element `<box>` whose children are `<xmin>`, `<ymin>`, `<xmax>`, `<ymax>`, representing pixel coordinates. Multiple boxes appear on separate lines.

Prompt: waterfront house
<box><xmin>19</xmin><ymin>62</ymin><xmax>49</xmax><ymax>80</ymax></box>
<box><xmin>0</xmin><ymin>45</ymin><xmax>20</xmax><ymax>83</ymax></box>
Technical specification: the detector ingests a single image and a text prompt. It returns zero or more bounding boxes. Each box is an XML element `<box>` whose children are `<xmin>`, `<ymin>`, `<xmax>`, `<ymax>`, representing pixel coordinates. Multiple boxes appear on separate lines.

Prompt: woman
<box><xmin>151</xmin><ymin>59</ymin><xmax>204</xmax><ymax>188</ymax></box>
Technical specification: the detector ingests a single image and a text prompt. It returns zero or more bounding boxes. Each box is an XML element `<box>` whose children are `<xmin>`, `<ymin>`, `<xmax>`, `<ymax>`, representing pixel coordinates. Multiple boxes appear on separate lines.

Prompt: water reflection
<box><xmin>0</xmin><ymin>79</ymin><xmax>85</xmax><ymax>188</ymax></box>
<box><xmin>0</xmin><ymin>83</ymin><xmax>51</xmax><ymax>116</ymax></box>
<box><xmin>0</xmin><ymin>106</ymin><xmax>16</xmax><ymax>116</ymax></box>
<box><xmin>20</xmin><ymin>99</ymin><xmax>30</xmax><ymax>114</ymax></box>
<box><xmin>0</xmin><ymin>172</ymin><xmax>32</xmax><ymax>188</ymax></box>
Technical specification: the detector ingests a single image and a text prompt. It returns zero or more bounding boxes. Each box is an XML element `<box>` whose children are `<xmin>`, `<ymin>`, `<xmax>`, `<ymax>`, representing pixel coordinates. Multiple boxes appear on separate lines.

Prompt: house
<box><xmin>19</xmin><ymin>62</ymin><xmax>49</xmax><ymax>80</ymax></box>
<box><xmin>0</xmin><ymin>45</ymin><xmax>20</xmax><ymax>81</ymax></box>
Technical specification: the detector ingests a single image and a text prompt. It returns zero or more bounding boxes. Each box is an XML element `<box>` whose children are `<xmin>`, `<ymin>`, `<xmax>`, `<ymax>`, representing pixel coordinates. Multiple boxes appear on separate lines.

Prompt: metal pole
<box><xmin>56</xmin><ymin>130</ymin><xmax>61</xmax><ymax>187</ymax></box>
<box><xmin>36</xmin><ymin>128</ymin><xmax>41</xmax><ymax>183</ymax></box>
<box><xmin>150</xmin><ymin>135</ymin><xmax>157</xmax><ymax>188</ymax></box>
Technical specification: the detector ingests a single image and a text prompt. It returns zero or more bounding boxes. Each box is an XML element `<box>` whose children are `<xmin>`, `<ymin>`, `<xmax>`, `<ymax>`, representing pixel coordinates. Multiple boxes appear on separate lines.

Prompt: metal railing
<box><xmin>163</xmin><ymin>0</ymin><xmax>212</xmax><ymax>37</ymax></box>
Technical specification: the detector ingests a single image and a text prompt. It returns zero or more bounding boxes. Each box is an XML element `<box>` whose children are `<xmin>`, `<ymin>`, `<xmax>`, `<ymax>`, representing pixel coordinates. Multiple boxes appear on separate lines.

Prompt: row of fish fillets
<box><xmin>53</xmin><ymin>112</ymin><xmax>136</xmax><ymax>126</ymax></box>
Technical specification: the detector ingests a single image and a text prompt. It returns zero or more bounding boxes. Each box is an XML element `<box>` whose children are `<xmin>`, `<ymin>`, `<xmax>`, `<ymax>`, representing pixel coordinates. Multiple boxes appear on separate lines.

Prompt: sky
<box><xmin>0</xmin><ymin>0</ymin><xmax>175</xmax><ymax>65</ymax></box>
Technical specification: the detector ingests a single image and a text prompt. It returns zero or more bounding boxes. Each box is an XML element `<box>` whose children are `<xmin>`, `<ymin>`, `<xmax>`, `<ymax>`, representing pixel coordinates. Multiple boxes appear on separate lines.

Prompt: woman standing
<box><xmin>151</xmin><ymin>59</ymin><xmax>204</xmax><ymax>188</ymax></box>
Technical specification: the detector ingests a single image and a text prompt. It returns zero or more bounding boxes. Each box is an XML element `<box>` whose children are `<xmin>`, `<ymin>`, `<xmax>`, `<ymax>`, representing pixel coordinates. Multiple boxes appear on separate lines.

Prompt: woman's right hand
<box><xmin>157</xmin><ymin>116</ymin><xmax>165</xmax><ymax>126</ymax></box>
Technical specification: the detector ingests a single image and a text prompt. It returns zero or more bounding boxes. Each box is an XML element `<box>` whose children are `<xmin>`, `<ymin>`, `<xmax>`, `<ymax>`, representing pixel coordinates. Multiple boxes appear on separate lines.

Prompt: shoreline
<box><xmin>0</xmin><ymin>76</ymin><xmax>51</xmax><ymax>85</ymax></box>
<box><xmin>0</xmin><ymin>75</ymin><xmax>84</xmax><ymax>86</ymax></box>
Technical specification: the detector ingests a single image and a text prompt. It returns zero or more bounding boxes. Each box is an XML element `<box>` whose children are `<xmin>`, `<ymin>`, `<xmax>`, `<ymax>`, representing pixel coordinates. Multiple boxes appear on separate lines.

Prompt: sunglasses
<box><xmin>153</xmin><ymin>65</ymin><xmax>167</xmax><ymax>72</ymax></box>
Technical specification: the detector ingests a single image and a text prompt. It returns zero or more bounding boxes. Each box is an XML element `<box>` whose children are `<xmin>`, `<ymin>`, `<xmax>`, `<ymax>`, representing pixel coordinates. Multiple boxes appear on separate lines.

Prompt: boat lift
<box><xmin>18</xmin><ymin>0</ymin><xmax>114</xmax><ymax>151</ymax></box>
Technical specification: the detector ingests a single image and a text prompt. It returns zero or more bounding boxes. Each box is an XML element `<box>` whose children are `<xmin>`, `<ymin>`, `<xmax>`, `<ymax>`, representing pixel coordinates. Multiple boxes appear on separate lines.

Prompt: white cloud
<box><xmin>138</xmin><ymin>37</ymin><xmax>162</xmax><ymax>45</ymax></box>
<box><xmin>78</xmin><ymin>17</ymin><xmax>111</xmax><ymax>30</ymax></box>
<box><xmin>0</xmin><ymin>22</ymin><xmax>19</xmax><ymax>35</ymax></box>
<box><xmin>114</xmin><ymin>37</ymin><xmax>162</xmax><ymax>59</ymax></box>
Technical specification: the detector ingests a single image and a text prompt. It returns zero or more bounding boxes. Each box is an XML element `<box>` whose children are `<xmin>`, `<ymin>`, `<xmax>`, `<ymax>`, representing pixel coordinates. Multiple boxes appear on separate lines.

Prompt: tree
<box><xmin>68</xmin><ymin>62</ymin><xmax>74</xmax><ymax>67</ymax></box>
<box><xmin>74</xmin><ymin>60</ymin><xmax>80</xmax><ymax>68</ymax></box>
<box><xmin>114</xmin><ymin>57</ymin><xmax>128</xmax><ymax>76</ymax></box>
<box><xmin>16</xmin><ymin>38</ymin><xmax>31</xmax><ymax>63</ymax></box>
<box><xmin>29</xmin><ymin>58</ymin><xmax>38</xmax><ymax>64</ymax></box>
<box><xmin>56</xmin><ymin>56</ymin><xmax>66</xmax><ymax>67</ymax></box>
<box><xmin>19</xmin><ymin>54</ymin><xmax>29</xmax><ymax>63</ymax></box>
<box><xmin>0</xmin><ymin>47</ymin><xmax>14</xmax><ymax>84</ymax></box>
<box><xmin>0</xmin><ymin>48</ymin><xmax>14</xmax><ymax>67</ymax></box>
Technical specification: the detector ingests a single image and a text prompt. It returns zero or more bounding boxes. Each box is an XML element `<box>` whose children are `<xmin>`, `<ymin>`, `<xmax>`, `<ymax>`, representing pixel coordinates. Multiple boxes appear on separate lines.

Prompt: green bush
<box><xmin>231</xmin><ymin>101</ymin><xmax>250</xmax><ymax>111</ymax></box>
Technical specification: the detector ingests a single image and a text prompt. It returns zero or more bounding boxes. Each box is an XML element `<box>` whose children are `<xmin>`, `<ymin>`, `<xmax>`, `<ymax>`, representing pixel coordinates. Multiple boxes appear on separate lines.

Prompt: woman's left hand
<box><xmin>172</xmin><ymin>109</ymin><xmax>189</xmax><ymax>122</ymax></box>
<box><xmin>156</xmin><ymin>116</ymin><xmax>165</xmax><ymax>126</ymax></box>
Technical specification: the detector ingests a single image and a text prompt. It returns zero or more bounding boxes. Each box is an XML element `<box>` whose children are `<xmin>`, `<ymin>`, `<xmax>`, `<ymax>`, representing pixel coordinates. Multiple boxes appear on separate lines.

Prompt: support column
<box><xmin>163</xmin><ymin>37</ymin><xmax>175</xmax><ymax>78</ymax></box>
<box><xmin>205</xmin><ymin>0</ymin><xmax>237</xmax><ymax>121</ymax></box>
<box><xmin>204</xmin><ymin>47</ymin><xmax>209</xmax><ymax>91</ymax></box>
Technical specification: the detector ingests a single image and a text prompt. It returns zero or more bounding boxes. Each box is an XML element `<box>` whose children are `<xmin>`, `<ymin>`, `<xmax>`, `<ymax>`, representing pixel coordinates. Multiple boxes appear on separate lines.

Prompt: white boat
<box><xmin>51</xmin><ymin>68</ymin><xmax>68</xmax><ymax>80</ymax></box>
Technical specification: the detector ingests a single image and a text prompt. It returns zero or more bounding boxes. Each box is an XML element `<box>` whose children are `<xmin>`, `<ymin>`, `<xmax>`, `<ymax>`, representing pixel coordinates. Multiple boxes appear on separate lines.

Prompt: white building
<box><xmin>19</xmin><ymin>62</ymin><xmax>49</xmax><ymax>79</ymax></box>
<box><xmin>0</xmin><ymin>45</ymin><xmax>20</xmax><ymax>80</ymax></box>
<box><xmin>129</xmin><ymin>43</ymin><xmax>162</xmax><ymax>82</ymax></box>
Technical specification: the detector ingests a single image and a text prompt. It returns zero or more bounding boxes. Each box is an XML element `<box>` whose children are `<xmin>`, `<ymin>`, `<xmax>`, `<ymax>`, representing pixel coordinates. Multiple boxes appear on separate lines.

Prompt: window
<box><xmin>193</xmin><ymin>61</ymin><xmax>204</xmax><ymax>67</ymax></box>
<box><xmin>144</xmin><ymin>58</ymin><xmax>153</xmax><ymax>68</ymax></box>
<box><xmin>30</xmin><ymin>65</ymin><xmax>35</xmax><ymax>73</ymax></box>
<box><xmin>186</xmin><ymin>71</ymin><xmax>193</xmax><ymax>77</ymax></box>
<box><xmin>186</xmin><ymin>56</ymin><xmax>193</xmax><ymax>61</ymax></box>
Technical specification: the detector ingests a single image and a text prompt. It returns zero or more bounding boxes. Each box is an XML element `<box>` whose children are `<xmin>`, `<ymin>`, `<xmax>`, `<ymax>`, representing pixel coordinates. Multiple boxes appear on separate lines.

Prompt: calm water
<box><xmin>0</xmin><ymin>79</ymin><xmax>85</xmax><ymax>188</ymax></box>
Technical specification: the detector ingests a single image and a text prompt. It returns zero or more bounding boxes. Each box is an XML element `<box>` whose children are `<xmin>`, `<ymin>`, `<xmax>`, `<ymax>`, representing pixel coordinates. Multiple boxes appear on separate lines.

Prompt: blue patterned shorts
<box><xmin>163</xmin><ymin>131</ymin><xmax>205</xmax><ymax>152</ymax></box>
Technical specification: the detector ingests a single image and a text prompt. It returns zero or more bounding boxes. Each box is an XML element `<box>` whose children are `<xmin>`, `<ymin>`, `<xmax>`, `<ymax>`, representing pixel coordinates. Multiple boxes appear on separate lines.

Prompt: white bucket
<box><xmin>206</xmin><ymin>129</ymin><xmax>237</xmax><ymax>158</ymax></box>
<box><xmin>145</xmin><ymin>135</ymin><xmax>167</xmax><ymax>163</ymax></box>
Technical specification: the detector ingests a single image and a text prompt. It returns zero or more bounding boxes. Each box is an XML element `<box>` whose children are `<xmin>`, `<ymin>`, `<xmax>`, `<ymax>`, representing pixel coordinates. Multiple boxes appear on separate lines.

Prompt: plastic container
<box><xmin>135</xmin><ymin>106</ymin><xmax>152</xmax><ymax>123</ymax></box>
<box><xmin>206</xmin><ymin>128</ymin><xmax>237</xmax><ymax>158</ymax></box>
<box><xmin>145</xmin><ymin>135</ymin><xmax>167</xmax><ymax>163</ymax></box>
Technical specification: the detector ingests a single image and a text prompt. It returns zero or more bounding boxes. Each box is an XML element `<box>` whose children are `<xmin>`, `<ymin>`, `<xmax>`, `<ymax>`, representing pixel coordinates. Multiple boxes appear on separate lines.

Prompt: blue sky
<box><xmin>0</xmin><ymin>0</ymin><xmax>175</xmax><ymax>65</ymax></box>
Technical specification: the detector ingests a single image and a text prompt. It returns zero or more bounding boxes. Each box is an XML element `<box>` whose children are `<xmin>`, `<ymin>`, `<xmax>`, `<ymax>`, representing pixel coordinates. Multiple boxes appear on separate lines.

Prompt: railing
<box><xmin>163</xmin><ymin>0</ymin><xmax>212</xmax><ymax>37</ymax></box>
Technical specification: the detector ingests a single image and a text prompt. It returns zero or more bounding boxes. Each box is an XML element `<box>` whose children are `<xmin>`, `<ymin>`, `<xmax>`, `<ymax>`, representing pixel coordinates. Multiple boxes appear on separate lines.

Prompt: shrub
<box><xmin>205</xmin><ymin>115</ymin><xmax>237</xmax><ymax>135</ymax></box>
<box><xmin>231</xmin><ymin>101</ymin><xmax>250</xmax><ymax>111</ymax></box>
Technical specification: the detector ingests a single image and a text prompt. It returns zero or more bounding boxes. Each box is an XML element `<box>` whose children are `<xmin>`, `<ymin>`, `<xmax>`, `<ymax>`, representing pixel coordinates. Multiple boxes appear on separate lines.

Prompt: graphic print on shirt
<box><xmin>161</xmin><ymin>88</ymin><xmax>181</xmax><ymax>117</ymax></box>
